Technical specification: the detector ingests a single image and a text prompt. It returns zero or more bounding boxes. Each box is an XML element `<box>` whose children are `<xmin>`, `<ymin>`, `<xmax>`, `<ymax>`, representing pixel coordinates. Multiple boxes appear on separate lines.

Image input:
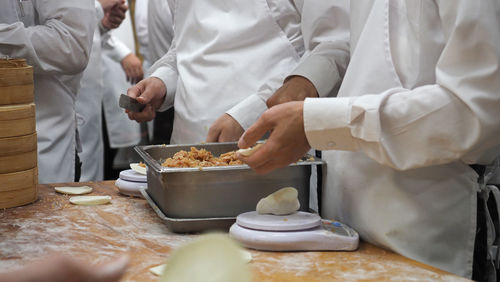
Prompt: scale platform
<box><xmin>230</xmin><ymin>211</ymin><xmax>359</xmax><ymax>251</ymax></box>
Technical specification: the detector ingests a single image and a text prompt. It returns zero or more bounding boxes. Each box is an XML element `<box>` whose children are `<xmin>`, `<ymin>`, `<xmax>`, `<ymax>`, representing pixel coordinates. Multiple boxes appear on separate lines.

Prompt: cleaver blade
<box><xmin>119</xmin><ymin>93</ymin><xmax>146</xmax><ymax>112</ymax></box>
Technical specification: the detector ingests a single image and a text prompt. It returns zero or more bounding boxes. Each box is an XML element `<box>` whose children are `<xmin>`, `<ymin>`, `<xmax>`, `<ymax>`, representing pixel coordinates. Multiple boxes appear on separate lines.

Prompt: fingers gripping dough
<box><xmin>256</xmin><ymin>187</ymin><xmax>300</xmax><ymax>215</ymax></box>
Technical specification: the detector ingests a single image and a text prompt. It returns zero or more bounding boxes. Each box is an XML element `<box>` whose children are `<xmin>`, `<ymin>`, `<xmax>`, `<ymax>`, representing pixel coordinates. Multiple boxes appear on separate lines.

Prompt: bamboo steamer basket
<box><xmin>0</xmin><ymin>132</ymin><xmax>37</xmax><ymax>156</ymax></box>
<box><xmin>0</xmin><ymin>133</ymin><xmax>38</xmax><ymax>174</ymax></box>
<box><xmin>0</xmin><ymin>58</ymin><xmax>38</xmax><ymax>208</ymax></box>
<box><xmin>0</xmin><ymin>59</ymin><xmax>34</xmax><ymax>105</ymax></box>
<box><xmin>0</xmin><ymin>103</ymin><xmax>36</xmax><ymax>138</ymax></box>
<box><xmin>0</xmin><ymin>168</ymin><xmax>38</xmax><ymax>209</ymax></box>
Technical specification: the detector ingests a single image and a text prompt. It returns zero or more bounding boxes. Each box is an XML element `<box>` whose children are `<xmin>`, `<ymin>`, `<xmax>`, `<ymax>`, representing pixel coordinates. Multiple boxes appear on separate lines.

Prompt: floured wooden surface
<box><xmin>0</xmin><ymin>181</ymin><xmax>468</xmax><ymax>281</ymax></box>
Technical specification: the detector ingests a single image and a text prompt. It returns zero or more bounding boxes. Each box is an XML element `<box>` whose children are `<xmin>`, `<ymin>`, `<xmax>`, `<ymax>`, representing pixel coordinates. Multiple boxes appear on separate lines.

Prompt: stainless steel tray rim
<box><xmin>135</xmin><ymin>142</ymin><xmax>324</xmax><ymax>173</ymax></box>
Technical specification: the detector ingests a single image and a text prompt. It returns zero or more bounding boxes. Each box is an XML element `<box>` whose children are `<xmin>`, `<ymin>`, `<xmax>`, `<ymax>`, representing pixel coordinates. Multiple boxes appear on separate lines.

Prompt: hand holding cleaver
<box><xmin>119</xmin><ymin>94</ymin><xmax>146</xmax><ymax>112</ymax></box>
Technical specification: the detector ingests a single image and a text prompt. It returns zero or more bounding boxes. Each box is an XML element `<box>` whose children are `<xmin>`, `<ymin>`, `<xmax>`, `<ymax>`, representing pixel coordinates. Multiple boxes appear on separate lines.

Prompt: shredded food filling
<box><xmin>161</xmin><ymin>147</ymin><xmax>243</xmax><ymax>168</ymax></box>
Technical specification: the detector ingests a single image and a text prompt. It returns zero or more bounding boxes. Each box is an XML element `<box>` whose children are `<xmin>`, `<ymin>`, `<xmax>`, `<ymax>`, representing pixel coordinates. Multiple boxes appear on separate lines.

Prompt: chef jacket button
<box><xmin>327</xmin><ymin>141</ymin><xmax>336</xmax><ymax>148</ymax></box>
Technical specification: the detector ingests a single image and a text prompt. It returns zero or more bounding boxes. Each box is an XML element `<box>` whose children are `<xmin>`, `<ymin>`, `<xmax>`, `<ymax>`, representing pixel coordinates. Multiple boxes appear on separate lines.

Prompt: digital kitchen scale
<box><xmin>229</xmin><ymin>211</ymin><xmax>359</xmax><ymax>251</ymax></box>
<box><xmin>115</xmin><ymin>169</ymin><xmax>147</xmax><ymax>198</ymax></box>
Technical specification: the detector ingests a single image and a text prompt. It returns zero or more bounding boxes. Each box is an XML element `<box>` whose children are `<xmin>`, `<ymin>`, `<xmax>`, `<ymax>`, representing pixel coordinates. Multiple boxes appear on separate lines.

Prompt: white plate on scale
<box><xmin>230</xmin><ymin>211</ymin><xmax>359</xmax><ymax>251</ymax></box>
<box><xmin>115</xmin><ymin>169</ymin><xmax>147</xmax><ymax>198</ymax></box>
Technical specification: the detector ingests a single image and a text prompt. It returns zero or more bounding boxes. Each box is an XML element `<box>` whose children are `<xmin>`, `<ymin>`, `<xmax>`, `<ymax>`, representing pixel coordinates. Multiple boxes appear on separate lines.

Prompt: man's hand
<box><xmin>101</xmin><ymin>0</ymin><xmax>127</xmax><ymax>29</ymax></box>
<box><xmin>0</xmin><ymin>254</ymin><xmax>129</xmax><ymax>282</ymax></box>
<box><xmin>266</xmin><ymin>76</ymin><xmax>318</xmax><ymax>108</ymax></box>
<box><xmin>120</xmin><ymin>54</ymin><xmax>144</xmax><ymax>84</ymax></box>
<box><xmin>237</xmin><ymin>101</ymin><xmax>311</xmax><ymax>174</ymax></box>
<box><xmin>206</xmin><ymin>114</ymin><xmax>245</xmax><ymax>142</ymax></box>
<box><xmin>126</xmin><ymin>77</ymin><xmax>167</xmax><ymax>123</ymax></box>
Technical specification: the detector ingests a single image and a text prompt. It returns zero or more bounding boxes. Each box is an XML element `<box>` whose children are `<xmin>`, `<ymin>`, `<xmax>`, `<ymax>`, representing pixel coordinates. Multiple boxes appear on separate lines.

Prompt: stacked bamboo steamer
<box><xmin>0</xmin><ymin>58</ymin><xmax>38</xmax><ymax>209</ymax></box>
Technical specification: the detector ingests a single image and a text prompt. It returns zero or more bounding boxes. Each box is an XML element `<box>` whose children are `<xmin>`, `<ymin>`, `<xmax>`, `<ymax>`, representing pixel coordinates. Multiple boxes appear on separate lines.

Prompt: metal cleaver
<box><xmin>119</xmin><ymin>94</ymin><xmax>146</xmax><ymax>112</ymax></box>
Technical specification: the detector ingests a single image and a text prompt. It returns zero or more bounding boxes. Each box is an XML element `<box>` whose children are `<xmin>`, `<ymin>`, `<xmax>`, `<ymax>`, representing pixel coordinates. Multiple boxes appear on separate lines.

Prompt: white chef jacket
<box><xmin>147</xmin><ymin>0</ymin><xmax>173</xmax><ymax>63</ymax></box>
<box><xmin>76</xmin><ymin>2</ymin><xmax>136</xmax><ymax>181</ymax></box>
<box><xmin>149</xmin><ymin>0</ymin><xmax>315</xmax><ymax>144</ymax></box>
<box><xmin>297</xmin><ymin>0</ymin><xmax>500</xmax><ymax>277</ymax></box>
<box><xmin>0</xmin><ymin>0</ymin><xmax>95</xmax><ymax>184</ymax></box>
<box><xmin>102</xmin><ymin>10</ymin><xmax>142</xmax><ymax>149</ymax></box>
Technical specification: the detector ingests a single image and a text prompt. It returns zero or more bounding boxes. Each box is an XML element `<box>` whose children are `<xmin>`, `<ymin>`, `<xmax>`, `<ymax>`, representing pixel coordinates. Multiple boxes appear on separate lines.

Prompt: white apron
<box><xmin>321</xmin><ymin>0</ymin><xmax>480</xmax><ymax>277</ymax></box>
<box><xmin>0</xmin><ymin>0</ymin><xmax>95</xmax><ymax>184</ymax></box>
<box><xmin>171</xmin><ymin>0</ymin><xmax>301</xmax><ymax>144</ymax></box>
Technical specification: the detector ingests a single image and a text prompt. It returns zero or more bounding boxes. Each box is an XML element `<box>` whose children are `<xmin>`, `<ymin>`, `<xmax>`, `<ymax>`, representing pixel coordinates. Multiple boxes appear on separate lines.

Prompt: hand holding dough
<box><xmin>69</xmin><ymin>195</ymin><xmax>111</xmax><ymax>206</ymax></box>
<box><xmin>55</xmin><ymin>186</ymin><xmax>92</xmax><ymax>195</ymax></box>
<box><xmin>256</xmin><ymin>187</ymin><xmax>300</xmax><ymax>215</ymax></box>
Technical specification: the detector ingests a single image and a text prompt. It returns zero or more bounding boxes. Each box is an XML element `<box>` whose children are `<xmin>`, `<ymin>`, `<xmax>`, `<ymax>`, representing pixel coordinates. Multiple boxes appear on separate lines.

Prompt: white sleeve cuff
<box><xmin>113</xmin><ymin>41</ymin><xmax>132</xmax><ymax>62</ymax></box>
<box><xmin>226</xmin><ymin>94</ymin><xmax>268</xmax><ymax>130</ymax></box>
<box><xmin>290</xmin><ymin>55</ymin><xmax>341</xmax><ymax>98</ymax></box>
<box><xmin>304</xmin><ymin>97</ymin><xmax>358</xmax><ymax>151</ymax></box>
<box><xmin>150</xmin><ymin>66</ymin><xmax>178</xmax><ymax>112</ymax></box>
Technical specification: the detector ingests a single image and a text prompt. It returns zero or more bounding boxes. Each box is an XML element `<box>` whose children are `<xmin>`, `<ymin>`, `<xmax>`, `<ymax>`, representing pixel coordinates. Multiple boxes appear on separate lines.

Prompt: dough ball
<box><xmin>256</xmin><ymin>187</ymin><xmax>300</xmax><ymax>215</ymax></box>
<box><xmin>69</xmin><ymin>195</ymin><xmax>111</xmax><ymax>206</ymax></box>
<box><xmin>54</xmin><ymin>186</ymin><xmax>92</xmax><ymax>195</ymax></box>
<box><xmin>160</xmin><ymin>233</ymin><xmax>251</xmax><ymax>282</ymax></box>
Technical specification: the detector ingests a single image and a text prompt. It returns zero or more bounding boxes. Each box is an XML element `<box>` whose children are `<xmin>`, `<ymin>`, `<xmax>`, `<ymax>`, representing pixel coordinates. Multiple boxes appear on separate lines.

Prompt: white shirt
<box><xmin>149</xmin><ymin>0</ymin><xmax>340</xmax><ymax>144</ymax></box>
<box><xmin>298</xmin><ymin>0</ymin><xmax>500</xmax><ymax>277</ymax></box>
<box><xmin>0</xmin><ymin>0</ymin><xmax>95</xmax><ymax>183</ymax></box>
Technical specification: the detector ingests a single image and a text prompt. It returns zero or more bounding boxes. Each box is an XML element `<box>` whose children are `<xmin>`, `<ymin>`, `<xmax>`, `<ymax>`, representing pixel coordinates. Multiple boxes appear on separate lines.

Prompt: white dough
<box><xmin>69</xmin><ymin>195</ymin><xmax>111</xmax><ymax>206</ymax></box>
<box><xmin>130</xmin><ymin>163</ymin><xmax>147</xmax><ymax>175</ymax></box>
<box><xmin>150</xmin><ymin>264</ymin><xmax>166</xmax><ymax>276</ymax></box>
<box><xmin>256</xmin><ymin>187</ymin><xmax>300</xmax><ymax>215</ymax></box>
<box><xmin>239</xmin><ymin>249</ymin><xmax>252</xmax><ymax>263</ymax></box>
<box><xmin>55</xmin><ymin>186</ymin><xmax>92</xmax><ymax>195</ymax></box>
<box><xmin>151</xmin><ymin>250</ymin><xmax>251</xmax><ymax>277</ymax></box>
<box><xmin>237</xmin><ymin>143</ymin><xmax>263</xmax><ymax>157</ymax></box>
<box><xmin>160</xmin><ymin>233</ymin><xmax>251</xmax><ymax>282</ymax></box>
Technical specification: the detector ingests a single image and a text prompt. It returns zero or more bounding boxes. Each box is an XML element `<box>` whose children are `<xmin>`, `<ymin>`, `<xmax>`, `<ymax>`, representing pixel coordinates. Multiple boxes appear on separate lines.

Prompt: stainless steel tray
<box><xmin>140</xmin><ymin>188</ymin><xmax>235</xmax><ymax>233</ymax></box>
<box><xmin>135</xmin><ymin>142</ymin><xmax>324</xmax><ymax>220</ymax></box>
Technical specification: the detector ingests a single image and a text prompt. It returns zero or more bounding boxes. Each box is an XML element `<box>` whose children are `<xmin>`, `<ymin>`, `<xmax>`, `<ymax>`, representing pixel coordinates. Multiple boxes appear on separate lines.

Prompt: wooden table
<box><xmin>0</xmin><ymin>181</ymin><xmax>467</xmax><ymax>281</ymax></box>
